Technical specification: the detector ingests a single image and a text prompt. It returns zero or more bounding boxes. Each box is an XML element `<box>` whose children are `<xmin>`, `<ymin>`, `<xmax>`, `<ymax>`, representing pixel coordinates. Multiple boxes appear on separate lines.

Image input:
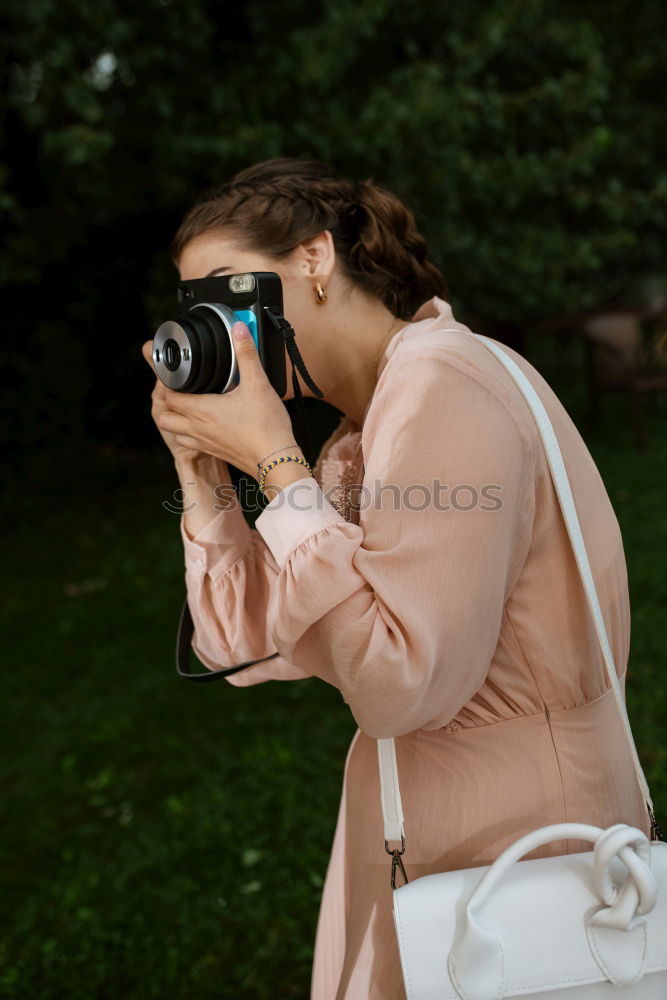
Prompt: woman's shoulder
<box><xmin>373</xmin><ymin>315</ymin><xmax>539</xmax><ymax>455</ymax></box>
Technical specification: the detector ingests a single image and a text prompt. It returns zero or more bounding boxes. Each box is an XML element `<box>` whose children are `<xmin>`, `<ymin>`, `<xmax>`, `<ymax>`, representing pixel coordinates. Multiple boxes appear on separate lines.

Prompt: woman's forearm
<box><xmin>175</xmin><ymin>454</ymin><xmax>238</xmax><ymax>539</ymax></box>
<box><xmin>175</xmin><ymin>447</ymin><xmax>313</xmax><ymax>540</ymax></box>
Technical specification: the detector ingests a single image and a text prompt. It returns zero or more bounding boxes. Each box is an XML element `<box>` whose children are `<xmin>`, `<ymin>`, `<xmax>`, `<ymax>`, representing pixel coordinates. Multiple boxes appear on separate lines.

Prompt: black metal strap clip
<box><xmin>384</xmin><ymin>835</ymin><xmax>409</xmax><ymax>889</ymax></box>
<box><xmin>649</xmin><ymin>805</ymin><xmax>664</xmax><ymax>842</ymax></box>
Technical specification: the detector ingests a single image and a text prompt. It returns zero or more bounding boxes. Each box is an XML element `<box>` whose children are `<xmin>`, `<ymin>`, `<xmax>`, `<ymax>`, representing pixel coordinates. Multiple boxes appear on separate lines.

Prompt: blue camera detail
<box><xmin>234</xmin><ymin>309</ymin><xmax>259</xmax><ymax>349</ymax></box>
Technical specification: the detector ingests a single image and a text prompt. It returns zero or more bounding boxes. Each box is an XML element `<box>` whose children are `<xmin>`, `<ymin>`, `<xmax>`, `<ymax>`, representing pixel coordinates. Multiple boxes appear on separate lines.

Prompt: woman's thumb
<box><xmin>232</xmin><ymin>322</ymin><xmax>260</xmax><ymax>366</ymax></box>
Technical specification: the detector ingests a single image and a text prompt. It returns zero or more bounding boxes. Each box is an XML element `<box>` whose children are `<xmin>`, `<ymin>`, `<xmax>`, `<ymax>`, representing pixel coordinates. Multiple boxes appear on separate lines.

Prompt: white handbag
<box><xmin>377</xmin><ymin>333</ymin><xmax>666</xmax><ymax>999</ymax></box>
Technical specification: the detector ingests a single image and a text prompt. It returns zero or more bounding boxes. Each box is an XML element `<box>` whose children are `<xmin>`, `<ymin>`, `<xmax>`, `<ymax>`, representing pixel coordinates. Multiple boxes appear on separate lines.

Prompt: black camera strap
<box><xmin>176</xmin><ymin>598</ymin><xmax>281</xmax><ymax>680</ymax></box>
<box><xmin>263</xmin><ymin>306</ymin><xmax>324</xmax><ymax>469</ymax></box>
<box><xmin>176</xmin><ymin>307</ymin><xmax>324</xmax><ymax>681</ymax></box>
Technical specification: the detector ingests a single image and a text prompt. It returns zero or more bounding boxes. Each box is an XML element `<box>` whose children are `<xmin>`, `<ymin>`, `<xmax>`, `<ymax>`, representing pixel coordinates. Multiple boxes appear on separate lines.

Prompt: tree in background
<box><xmin>2</xmin><ymin>0</ymin><xmax>666</xmax><ymax>476</ymax></box>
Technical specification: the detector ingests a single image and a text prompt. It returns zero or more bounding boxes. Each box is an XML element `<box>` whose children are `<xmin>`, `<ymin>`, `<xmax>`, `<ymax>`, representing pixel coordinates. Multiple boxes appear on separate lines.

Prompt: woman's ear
<box><xmin>297</xmin><ymin>229</ymin><xmax>336</xmax><ymax>282</ymax></box>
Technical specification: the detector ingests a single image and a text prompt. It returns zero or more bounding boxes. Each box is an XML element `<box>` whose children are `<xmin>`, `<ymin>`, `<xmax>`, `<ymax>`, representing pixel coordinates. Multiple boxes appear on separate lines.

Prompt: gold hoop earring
<box><xmin>314</xmin><ymin>281</ymin><xmax>327</xmax><ymax>304</ymax></box>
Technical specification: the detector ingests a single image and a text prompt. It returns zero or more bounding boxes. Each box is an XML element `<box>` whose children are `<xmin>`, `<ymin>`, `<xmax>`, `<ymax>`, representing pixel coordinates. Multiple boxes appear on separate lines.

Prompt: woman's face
<box><xmin>177</xmin><ymin>228</ymin><xmax>335</xmax><ymax>401</ymax></box>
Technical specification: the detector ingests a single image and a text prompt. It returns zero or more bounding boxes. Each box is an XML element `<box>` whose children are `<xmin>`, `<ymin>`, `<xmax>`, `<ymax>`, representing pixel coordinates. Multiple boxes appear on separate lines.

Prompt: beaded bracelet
<box><xmin>256</xmin><ymin>443</ymin><xmax>300</xmax><ymax>471</ymax></box>
<box><xmin>258</xmin><ymin>453</ymin><xmax>312</xmax><ymax>494</ymax></box>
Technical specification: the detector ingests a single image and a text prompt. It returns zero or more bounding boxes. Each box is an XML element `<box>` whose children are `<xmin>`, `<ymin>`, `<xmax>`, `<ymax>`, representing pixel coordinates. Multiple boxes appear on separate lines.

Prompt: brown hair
<box><xmin>170</xmin><ymin>157</ymin><xmax>449</xmax><ymax>321</ymax></box>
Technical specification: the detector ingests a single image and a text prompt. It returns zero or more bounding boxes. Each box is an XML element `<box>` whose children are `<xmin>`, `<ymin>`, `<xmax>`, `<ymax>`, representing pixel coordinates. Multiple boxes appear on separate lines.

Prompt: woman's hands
<box><xmin>141</xmin><ymin>321</ymin><xmax>298</xmax><ymax>479</ymax></box>
<box><xmin>142</xmin><ymin>341</ymin><xmax>201</xmax><ymax>464</ymax></box>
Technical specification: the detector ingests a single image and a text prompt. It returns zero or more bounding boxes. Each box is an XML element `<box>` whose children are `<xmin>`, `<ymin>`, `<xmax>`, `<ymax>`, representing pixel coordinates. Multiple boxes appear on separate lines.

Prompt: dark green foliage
<box><xmin>1</xmin><ymin>0</ymin><xmax>667</xmax><ymax>474</ymax></box>
<box><xmin>3</xmin><ymin>0</ymin><xmax>666</xmax><ymax>310</ymax></box>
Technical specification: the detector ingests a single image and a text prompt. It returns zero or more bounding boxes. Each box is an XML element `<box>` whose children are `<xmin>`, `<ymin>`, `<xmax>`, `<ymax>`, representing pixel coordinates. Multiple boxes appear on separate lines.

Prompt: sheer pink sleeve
<box><xmin>250</xmin><ymin>351</ymin><xmax>536</xmax><ymax>736</ymax></box>
<box><xmin>180</xmin><ymin>496</ymin><xmax>318</xmax><ymax>687</ymax></box>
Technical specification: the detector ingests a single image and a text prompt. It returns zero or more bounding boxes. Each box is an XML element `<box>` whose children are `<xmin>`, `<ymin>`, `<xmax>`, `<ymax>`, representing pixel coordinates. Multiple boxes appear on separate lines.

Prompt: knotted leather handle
<box><xmin>447</xmin><ymin>822</ymin><xmax>659</xmax><ymax>998</ymax></box>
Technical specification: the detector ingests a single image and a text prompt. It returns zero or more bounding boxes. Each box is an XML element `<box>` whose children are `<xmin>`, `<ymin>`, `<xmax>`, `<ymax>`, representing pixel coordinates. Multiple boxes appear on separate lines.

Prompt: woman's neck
<box><xmin>316</xmin><ymin>310</ymin><xmax>411</xmax><ymax>427</ymax></box>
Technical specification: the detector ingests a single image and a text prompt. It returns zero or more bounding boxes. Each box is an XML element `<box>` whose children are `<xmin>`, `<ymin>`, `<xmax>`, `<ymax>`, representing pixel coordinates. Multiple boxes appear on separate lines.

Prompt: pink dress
<box><xmin>179</xmin><ymin>296</ymin><xmax>652</xmax><ymax>999</ymax></box>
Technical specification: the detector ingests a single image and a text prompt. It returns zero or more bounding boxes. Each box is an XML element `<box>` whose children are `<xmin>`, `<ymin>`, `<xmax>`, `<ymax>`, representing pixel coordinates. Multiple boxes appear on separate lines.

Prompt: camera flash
<box><xmin>229</xmin><ymin>273</ymin><xmax>256</xmax><ymax>294</ymax></box>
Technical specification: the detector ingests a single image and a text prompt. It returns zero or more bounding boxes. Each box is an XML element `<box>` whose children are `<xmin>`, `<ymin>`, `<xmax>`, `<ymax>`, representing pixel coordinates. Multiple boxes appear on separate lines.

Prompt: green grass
<box><xmin>1</xmin><ymin>448</ymin><xmax>356</xmax><ymax>999</ymax></box>
<box><xmin>1</xmin><ymin>336</ymin><xmax>665</xmax><ymax>998</ymax></box>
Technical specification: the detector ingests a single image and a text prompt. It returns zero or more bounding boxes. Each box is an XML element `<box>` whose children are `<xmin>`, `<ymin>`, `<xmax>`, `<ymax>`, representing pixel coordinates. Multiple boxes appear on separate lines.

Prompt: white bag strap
<box><xmin>377</xmin><ymin>334</ymin><xmax>656</xmax><ymax>851</ymax></box>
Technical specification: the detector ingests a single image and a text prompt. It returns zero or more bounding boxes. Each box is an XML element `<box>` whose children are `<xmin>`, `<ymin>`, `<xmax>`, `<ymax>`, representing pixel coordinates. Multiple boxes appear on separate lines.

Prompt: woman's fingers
<box><xmin>143</xmin><ymin>344</ymin><xmax>179</xmax><ymax>408</ymax></box>
<box><xmin>141</xmin><ymin>340</ymin><xmax>156</xmax><ymax>373</ymax></box>
<box><xmin>151</xmin><ymin>380</ymin><xmax>172</xmax><ymax>426</ymax></box>
<box><xmin>156</xmin><ymin>407</ymin><xmax>194</xmax><ymax>438</ymax></box>
<box><xmin>175</xmin><ymin>434</ymin><xmax>201</xmax><ymax>451</ymax></box>
<box><xmin>151</xmin><ymin>383</ymin><xmax>166</xmax><ymax>414</ymax></box>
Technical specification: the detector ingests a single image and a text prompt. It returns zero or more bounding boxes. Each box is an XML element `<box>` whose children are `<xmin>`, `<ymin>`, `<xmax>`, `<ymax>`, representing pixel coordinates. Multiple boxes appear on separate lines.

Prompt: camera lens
<box><xmin>163</xmin><ymin>338</ymin><xmax>181</xmax><ymax>372</ymax></box>
<box><xmin>153</xmin><ymin>303</ymin><xmax>238</xmax><ymax>393</ymax></box>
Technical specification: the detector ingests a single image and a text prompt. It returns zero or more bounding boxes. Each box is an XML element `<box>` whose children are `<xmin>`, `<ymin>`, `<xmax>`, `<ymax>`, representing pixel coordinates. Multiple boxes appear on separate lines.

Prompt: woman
<box><xmin>142</xmin><ymin>157</ymin><xmax>652</xmax><ymax>999</ymax></box>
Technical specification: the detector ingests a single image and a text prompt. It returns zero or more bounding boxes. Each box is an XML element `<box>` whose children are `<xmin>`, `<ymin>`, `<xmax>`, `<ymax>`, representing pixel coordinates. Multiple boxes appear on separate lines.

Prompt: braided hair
<box><xmin>170</xmin><ymin>157</ymin><xmax>448</xmax><ymax>321</ymax></box>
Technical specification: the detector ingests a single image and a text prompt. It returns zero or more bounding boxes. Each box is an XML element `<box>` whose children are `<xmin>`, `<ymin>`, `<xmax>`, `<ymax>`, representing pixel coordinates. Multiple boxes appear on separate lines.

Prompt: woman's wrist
<box><xmin>260</xmin><ymin>450</ymin><xmax>313</xmax><ymax>502</ymax></box>
<box><xmin>175</xmin><ymin>454</ymin><xmax>237</xmax><ymax>537</ymax></box>
<box><xmin>175</xmin><ymin>451</ymin><xmax>228</xmax><ymax>475</ymax></box>
<box><xmin>175</xmin><ymin>453</ymin><xmax>233</xmax><ymax>496</ymax></box>
<box><xmin>256</xmin><ymin>441</ymin><xmax>301</xmax><ymax>471</ymax></box>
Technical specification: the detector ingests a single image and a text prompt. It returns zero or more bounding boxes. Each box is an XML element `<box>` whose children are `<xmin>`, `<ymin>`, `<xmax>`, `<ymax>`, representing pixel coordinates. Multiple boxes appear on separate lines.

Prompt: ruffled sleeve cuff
<box><xmin>254</xmin><ymin>475</ymin><xmax>347</xmax><ymax>570</ymax></box>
